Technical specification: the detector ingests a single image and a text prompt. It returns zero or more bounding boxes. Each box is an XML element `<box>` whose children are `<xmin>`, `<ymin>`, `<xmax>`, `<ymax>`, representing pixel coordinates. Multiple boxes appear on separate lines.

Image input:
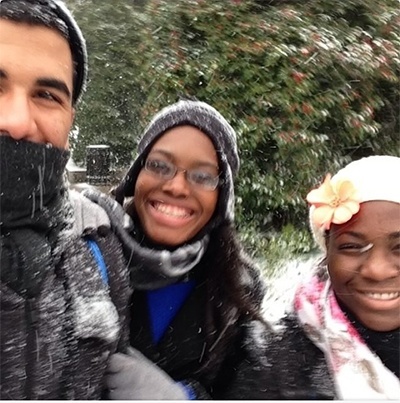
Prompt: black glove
<box><xmin>105</xmin><ymin>347</ymin><xmax>189</xmax><ymax>400</ymax></box>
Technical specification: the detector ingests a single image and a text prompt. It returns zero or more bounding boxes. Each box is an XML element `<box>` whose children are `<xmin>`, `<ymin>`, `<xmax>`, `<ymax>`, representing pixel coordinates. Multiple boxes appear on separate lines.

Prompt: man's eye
<box><xmin>36</xmin><ymin>90</ymin><xmax>60</xmax><ymax>102</ymax></box>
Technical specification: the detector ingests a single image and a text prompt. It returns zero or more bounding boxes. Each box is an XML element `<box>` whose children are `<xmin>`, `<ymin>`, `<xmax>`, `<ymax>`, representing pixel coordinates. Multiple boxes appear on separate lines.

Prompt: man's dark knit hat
<box><xmin>115</xmin><ymin>100</ymin><xmax>240</xmax><ymax>224</ymax></box>
<box><xmin>0</xmin><ymin>0</ymin><xmax>87</xmax><ymax>104</ymax></box>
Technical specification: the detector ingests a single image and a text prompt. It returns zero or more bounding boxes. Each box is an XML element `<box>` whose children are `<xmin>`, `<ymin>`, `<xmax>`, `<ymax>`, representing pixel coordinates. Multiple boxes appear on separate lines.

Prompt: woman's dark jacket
<box><xmin>222</xmin><ymin>316</ymin><xmax>336</xmax><ymax>400</ymax></box>
<box><xmin>224</xmin><ymin>311</ymin><xmax>400</xmax><ymax>400</ymax></box>
<box><xmin>129</xmin><ymin>224</ymin><xmax>267</xmax><ymax>399</ymax></box>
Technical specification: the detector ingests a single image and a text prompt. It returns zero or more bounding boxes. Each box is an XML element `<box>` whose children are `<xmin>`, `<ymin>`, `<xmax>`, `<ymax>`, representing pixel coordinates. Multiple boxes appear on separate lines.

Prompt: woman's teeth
<box><xmin>154</xmin><ymin>202</ymin><xmax>191</xmax><ymax>218</ymax></box>
<box><xmin>364</xmin><ymin>292</ymin><xmax>399</xmax><ymax>300</ymax></box>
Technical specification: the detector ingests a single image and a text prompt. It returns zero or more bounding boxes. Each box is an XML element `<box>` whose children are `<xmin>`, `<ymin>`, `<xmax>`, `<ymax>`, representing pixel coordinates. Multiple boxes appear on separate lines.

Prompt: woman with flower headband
<box><xmin>224</xmin><ymin>155</ymin><xmax>400</xmax><ymax>400</ymax></box>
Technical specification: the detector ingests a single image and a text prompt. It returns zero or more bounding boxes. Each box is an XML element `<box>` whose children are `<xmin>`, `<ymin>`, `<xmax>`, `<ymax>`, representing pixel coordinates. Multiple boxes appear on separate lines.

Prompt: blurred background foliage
<box><xmin>66</xmin><ymin>0</ymin><xmax>399</xmax><ymax>267</ymax></box>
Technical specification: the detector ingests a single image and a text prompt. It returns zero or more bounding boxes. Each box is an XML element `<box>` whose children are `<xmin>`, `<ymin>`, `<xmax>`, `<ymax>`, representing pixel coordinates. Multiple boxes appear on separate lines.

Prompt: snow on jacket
<box><xmin>0</xmin><ymin>137</ymin><xmax>131</xmax><ymax>399</ymax></box>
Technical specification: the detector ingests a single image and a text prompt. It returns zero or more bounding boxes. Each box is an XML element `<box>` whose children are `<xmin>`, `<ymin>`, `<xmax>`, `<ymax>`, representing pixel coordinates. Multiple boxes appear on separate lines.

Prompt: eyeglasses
<box><xmin>144</xmin><ymin>159</ymin><xmax>220</xmax><ymax>191</ymax></box>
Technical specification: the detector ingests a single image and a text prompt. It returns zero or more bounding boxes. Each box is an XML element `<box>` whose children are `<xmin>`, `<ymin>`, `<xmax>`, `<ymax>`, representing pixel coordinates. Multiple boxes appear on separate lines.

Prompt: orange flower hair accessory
<box><xmin>306</xmin><ymin>174</ymin><xmax>361</xmax><ymax>230</ymax></box>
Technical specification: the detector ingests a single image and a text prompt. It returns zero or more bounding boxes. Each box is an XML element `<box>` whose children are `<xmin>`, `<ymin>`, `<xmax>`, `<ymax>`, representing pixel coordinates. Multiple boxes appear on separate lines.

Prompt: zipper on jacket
<box><xmin>25</xmin><ymin>298</ymin><xmax>38</xmax><ymax>400</ymax></box>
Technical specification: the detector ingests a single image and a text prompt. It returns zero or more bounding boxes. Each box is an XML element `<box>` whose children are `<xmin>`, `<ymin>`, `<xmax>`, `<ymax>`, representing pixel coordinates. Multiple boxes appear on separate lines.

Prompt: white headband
<box><xmin>308</xmin><ymin>155</ymin><xmax>400</xmax><ymax>251</ymax></box>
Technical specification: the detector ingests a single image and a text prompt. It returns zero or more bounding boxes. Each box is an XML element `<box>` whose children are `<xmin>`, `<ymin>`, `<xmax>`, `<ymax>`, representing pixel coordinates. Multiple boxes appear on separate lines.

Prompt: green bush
<box><xmin>132</xmin><ymin>0</ymin><xmax>399</xmax><ymax>244</ymax></box>
<box><xmin>69</xmin><ymin>0</ymin><xmax>400</xmax><ymax>256</ymax></box>
<box><xmin>66</xmin><ymin>0</ymin><xmax>145</xmax><ymax>166</ymax></box>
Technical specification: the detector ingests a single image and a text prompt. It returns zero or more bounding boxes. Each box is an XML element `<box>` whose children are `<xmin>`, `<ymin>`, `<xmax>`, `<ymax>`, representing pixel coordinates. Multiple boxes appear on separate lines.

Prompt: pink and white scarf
<box><xmin>294</xmin><ymin>275</ymin><xmax>400</xmax><ymax>400</ymax></box>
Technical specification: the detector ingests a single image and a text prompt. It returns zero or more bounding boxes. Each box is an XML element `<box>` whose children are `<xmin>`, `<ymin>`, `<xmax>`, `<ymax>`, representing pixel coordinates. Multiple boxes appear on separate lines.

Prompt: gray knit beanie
<box><xmin>115</xmin><ymin>100</ymin><xmax>240</xmax><ymax>226</ymax></box>
<box><xmin>0</xmin><ymin>0</ymin><xmax>88</xmax><ymax>104</ymax></box>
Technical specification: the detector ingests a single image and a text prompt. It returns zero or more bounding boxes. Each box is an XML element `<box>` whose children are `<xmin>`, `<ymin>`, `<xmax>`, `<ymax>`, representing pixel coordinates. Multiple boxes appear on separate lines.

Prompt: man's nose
<box><xmin>0</xmin><ymin>93</ymin><xmax>38</xmax><ymax>141</ymax></box>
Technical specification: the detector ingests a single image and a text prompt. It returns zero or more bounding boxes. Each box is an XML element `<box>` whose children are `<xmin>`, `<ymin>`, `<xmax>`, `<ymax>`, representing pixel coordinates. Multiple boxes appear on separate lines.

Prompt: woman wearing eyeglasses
<box><xmin>83</xmin><ymin>99</ymin><xmax>268</xmax><ymax>399</ymax></box>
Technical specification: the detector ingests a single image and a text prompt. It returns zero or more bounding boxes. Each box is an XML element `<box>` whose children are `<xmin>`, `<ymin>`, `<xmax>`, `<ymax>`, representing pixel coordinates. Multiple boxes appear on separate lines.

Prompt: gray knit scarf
<box><xmin>82</xmin><ymin>188</ymin><xmax>209</xmax><ymax>290</ymax></box>
<box><xmin>0</xmin><ymin>136</ymin><xmax>72</xmax><ymax>297</ymax></box>
<box><xmin>1</xmin><ymin>135</ymin><xmax>119</xmax><ymax>335</ymax></box>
